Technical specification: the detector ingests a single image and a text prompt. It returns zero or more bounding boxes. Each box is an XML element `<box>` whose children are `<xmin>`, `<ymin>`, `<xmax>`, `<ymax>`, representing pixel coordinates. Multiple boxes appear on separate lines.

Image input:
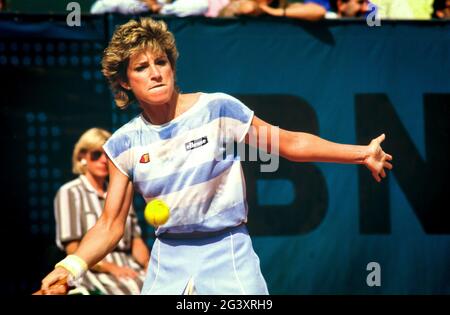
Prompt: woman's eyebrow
<box><xmin>132</xmin><ymin>56</ymin><xmax>165</xmax><ymax>66</ymax></box>
<box><xmin>133</xmin><ymin>57</ymin><xmax>148</xmax><ymax>63</ymax></box>
<box><xmin>130</xmin><ymin>59</ymin><xmax>148</xmax><ymax>68</ymax></box>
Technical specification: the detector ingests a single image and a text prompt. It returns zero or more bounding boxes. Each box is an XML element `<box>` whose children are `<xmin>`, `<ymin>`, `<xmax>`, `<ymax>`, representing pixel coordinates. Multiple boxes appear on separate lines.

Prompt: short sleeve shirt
<box><xmin>103</xmin><ymin>93</ymin><xmax>254</xmax><ymax>236</ymax></box>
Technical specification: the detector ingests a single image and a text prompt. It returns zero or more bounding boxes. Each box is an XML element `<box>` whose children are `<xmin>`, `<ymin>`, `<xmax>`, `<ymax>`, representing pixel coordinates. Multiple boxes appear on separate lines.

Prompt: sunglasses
<box><xmin>89</xmin><ymin>150</ymin><xmax>106</xmax><ymax>161</ymax></box>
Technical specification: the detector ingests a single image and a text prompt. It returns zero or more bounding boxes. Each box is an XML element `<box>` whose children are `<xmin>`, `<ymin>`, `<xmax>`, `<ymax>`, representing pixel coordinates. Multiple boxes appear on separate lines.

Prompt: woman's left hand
<box><xmin>364</xmin><ymin>134</ymin><xmax>393</xmax><ymax>182</ymax></box>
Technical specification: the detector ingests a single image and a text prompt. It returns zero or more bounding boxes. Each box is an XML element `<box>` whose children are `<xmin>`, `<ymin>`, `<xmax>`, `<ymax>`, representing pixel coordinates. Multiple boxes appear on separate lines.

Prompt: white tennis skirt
<box><xmin>141</xmin><ymin>224</ymin><xmax>269</xmax><ymax>295</ymax></box>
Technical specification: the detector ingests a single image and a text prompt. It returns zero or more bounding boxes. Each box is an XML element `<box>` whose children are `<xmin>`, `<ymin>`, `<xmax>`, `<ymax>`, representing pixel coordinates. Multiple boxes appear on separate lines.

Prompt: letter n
<box><xmin>355</xmin><ymin>93</ymin><xmax>450</xmax><ymax>234</ymax></box>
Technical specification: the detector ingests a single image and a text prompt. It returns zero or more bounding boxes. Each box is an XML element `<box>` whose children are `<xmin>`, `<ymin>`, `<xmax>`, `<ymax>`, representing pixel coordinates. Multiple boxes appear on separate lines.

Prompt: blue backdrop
<box><xmin>164</xmin><ymin>18</ymin><xmax>450</xmax><ymax>294</ymax></box>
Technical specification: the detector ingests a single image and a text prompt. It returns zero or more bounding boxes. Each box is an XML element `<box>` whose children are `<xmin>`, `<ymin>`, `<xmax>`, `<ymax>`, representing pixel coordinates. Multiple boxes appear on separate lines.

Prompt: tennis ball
<box><xmin>144</xmin><ymin>199</ymin><xmax>170</xmax><ymax>227</ymax></box>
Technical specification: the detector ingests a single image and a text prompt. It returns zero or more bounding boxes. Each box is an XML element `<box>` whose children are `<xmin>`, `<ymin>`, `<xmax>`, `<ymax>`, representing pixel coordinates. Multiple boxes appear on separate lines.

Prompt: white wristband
<box><xmin>55</xmin><ymin>255</ymin><xmax>88</xmax><ymax>280</ymax></box>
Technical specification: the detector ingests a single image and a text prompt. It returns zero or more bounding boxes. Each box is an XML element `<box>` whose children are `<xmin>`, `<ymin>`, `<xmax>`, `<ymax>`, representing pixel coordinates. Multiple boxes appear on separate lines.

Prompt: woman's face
<box><xmin>124</xmin><ymin>48</ymin><xmax>175</xmax><ymax>106</ymax></box>
<box><xmin>83</xmin><ymin>148</ymin><xmax>108</xmax><ymax>179</ymax></box>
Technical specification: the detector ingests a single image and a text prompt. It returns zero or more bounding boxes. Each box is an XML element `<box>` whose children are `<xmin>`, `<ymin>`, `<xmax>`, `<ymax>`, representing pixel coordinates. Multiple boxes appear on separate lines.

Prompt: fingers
<box><xmin>123</xmin><ymin>268</ymin><xmax>138</xmax><ymax>279</ymax></box>
<box><xmin>41</xmin><ymin>274</ymin><xmax>60</xmax><ymax>290</ymax></box>
<box><xmin>119</xmin><ymin>271</ymin><xmax>133</xmax><ymax>278</ymax></box>
<box><xmin>116</xmin><ymin>268</ymin><xmax>138</xmax><ymax>279</ymax></box>
<box><xmin>385</xmin><ymin>153</ymin><xmax>393</xmax><ymax>161</ymax></box>
<box><xmin>43</xmin><ymin>284</ymin><xmax>67</xmax><ymax>295</ymax></box>
<box><xmin>129</xmin><ymin>270</ymin><xmax>139</xmax><ymax>279</ymax></box>
<box><xmin>372</xmin><ymin>162</ymin><xmax>391</xmax><ymax>183</ymax></box>
<box><xmin>41</xmin><ymin>268</ymin><xmax>68</xmax><ymax>290</ymax></box>
<box><xmin>377</xmin><ymin>133</ymin><xmax>385</xmax><ymax>143</ymax></box>
<box><xmin>124</xmin><ymin>268</ymin><xmax>136</xmax><ymax>277</ymax></box>
<box><xmin>372</xmin><ymin>172</ymin><xmax>381</xmax><ymax>183</ymax></box>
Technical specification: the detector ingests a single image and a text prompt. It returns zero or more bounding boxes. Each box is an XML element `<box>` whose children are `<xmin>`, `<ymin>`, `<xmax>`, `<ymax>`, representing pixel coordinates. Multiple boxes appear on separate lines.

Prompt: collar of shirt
<box><xmin>79</xmin><ymin>175</ymin><xmax>107</xmax><ymax>199</ymax></box>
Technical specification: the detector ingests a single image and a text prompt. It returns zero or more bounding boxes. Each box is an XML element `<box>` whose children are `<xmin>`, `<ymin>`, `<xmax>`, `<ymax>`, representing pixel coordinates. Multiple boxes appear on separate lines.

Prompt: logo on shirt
<box><xmin>140</xmin><ymin>153</ymin><xmax>150</xmax><ymax>163</ymax></box>
<box><xmin>185</xmin><ymin>136</ymin><xmax>208</xmax><ymax>151</ymax></box>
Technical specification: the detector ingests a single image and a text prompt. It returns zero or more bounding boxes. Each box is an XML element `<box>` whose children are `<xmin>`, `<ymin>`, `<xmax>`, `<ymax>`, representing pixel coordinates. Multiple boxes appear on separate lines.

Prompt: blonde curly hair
<box><xmin>102</xmin><ymin>18</ymin><xmax>179</xmax><ymax>109</ymax></box>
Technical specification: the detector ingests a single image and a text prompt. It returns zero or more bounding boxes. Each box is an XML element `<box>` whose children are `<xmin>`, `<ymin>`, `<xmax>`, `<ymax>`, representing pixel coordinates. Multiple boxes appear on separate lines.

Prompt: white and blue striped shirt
<box><xmin>103</xmin><ymin>93</ymin><xmax>254</xmax><ymax>236</ymax></box>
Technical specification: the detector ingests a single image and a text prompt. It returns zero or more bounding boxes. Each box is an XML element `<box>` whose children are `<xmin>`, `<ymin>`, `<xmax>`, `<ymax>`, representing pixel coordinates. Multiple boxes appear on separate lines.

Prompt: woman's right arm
<box><xmin>65</xmin><ymin>241</ymin><xmax>139</xmax><ymax>279</ymax></box>
<box><xmin>41</xmin><ymin>158</ymin><xmax>133</xmax><ymax>292</ymax></box>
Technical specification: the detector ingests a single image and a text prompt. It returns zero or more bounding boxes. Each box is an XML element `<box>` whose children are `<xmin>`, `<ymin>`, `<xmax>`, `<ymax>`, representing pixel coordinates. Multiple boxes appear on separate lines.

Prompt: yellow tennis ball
<box><xmin>144</xmin><ymin>199</ymin><xmax>170</xmax><ymax>227</ymax></box>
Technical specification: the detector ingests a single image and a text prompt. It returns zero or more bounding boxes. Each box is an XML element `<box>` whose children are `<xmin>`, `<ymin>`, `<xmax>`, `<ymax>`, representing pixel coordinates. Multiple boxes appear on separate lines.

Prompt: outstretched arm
<box><xmin>40</xmin><ymin>158</ymin><xmax>133</xmax><ymax>293</ymax></box>
<box><xmin>246</xmin><ymin>116</ymin><xmax>393</xmax><ymax>182</ymax></box>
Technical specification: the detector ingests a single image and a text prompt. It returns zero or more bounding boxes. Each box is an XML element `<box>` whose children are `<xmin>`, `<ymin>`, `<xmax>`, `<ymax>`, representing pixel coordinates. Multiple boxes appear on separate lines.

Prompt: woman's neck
<box><xmin>85</xmin><ymin>172</ymin><xmax>106</xmax><ymax>196</ymax></box>
<box><xmin>141</xmin><ymin>91</ymin><xmax>182</xmax><ymax>125</ymax></box>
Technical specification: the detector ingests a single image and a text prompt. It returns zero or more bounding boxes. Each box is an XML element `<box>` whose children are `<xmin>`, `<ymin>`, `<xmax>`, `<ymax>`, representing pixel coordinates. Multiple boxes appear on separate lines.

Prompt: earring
<box><xmin>81</xmin><ymin>159</ymin><xmax>87</xmax><ymax>166</ymax></box>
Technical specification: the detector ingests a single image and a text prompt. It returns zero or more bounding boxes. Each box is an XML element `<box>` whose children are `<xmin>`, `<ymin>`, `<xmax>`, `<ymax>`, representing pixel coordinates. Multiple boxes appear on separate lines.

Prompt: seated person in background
<box><xmin>258</xmin><ymin>0</ymin><xmax>331</xmax><ymax>21</ymax></box>
<box><xmin>54</xmin><ymin>128</ymin><xmax>149</xmax><ymax>294</ymax></box>
<box><xmin>150</xmin><ymin>0</ymin><xmax>244</xmax><ymax>18</ymax></box>
<box><xmin>370</xmin><ymin>0</ymin><xmax>433</xmax><ymax>19</ymax></box>
<box><xmin>90</xmin><ymin>0</ymin><xmax>161</xmax><ymax>15</ymax></box>
<box><xmin>327</xmin><ymin>0</ymin><xmax>370</xmax><ymax>18</ymax></box>
<box><xmin>159</xmin><ymin>0</ymin><xmax>210</xmax><ymax>17</ymax></box>
<box><xmin>205</xmin><ymin>0</ymin><xmax>232</xmax><ymax>17</ymax></box>
<box><xmin>407</xmin><ymin>0</ymin><xmax>434</xmax><ymax>19</ymax></box>
<box><xmin>219</xmin><ymin>0</ymin><xmax>266</xmax><ymax>17</ymax></box>
<box><xmin>434</xmin><ymin>0</ymin><xmax>450</xmax><ymax>18</ymax></box>
<box><xmin>91</xmin><ymin>0</ymin><xmax>225</xmax><ymax>17</ymax></box>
